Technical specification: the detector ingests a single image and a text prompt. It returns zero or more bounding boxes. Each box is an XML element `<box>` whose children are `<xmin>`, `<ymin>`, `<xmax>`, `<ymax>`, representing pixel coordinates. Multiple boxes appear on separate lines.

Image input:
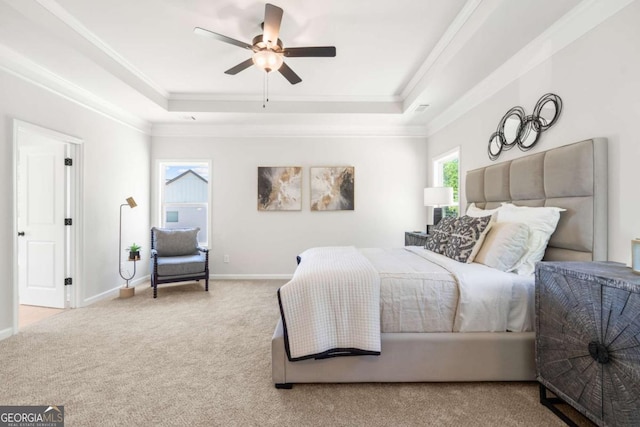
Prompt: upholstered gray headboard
<box><xmin>465</xmin><ymin>138</ymin><xmax>607</xmax><ymax>262</ymax></box>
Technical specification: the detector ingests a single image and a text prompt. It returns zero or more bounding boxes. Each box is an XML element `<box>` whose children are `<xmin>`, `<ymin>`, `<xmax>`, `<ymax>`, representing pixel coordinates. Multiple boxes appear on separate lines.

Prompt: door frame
<box><xmin>12</xmin><ymin>119</ymin><xmax>84</xmax><ymax>334</ymax></box>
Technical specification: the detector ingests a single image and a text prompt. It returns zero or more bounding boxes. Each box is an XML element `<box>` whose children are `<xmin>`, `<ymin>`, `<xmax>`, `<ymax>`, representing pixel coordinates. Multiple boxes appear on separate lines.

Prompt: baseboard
<box><xmin>0</xmin><ymin>326</ymin><xmax>14</xmax><ymax>342</ymax></box>
<box><xmin>81</xmin><ymin>287</ymin><xmax>119</xmax><ymax>307</ymax></box>
<box><xmin>210</xmin><ymin>274</ymin><xmax>292</xmax><ymax>281</ymax></box>
<box><xmin>80</xmin><ymin>275</ymin><xmax>150</xmax><ymax>307</ymax></box>
<box><xmin>130</xmin><ymin>275</ymin><xmax>150</xmax><ymax>287</ymax></box>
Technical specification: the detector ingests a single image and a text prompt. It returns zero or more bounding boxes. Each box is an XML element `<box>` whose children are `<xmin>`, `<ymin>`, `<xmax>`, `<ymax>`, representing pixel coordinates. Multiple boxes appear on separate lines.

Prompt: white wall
<box><xmin>0</xmin><ymin>69</ymin><xmax>150</xmax><ymax>337</ymax></box>
<box><xmin>426</xmin><ymin>1</ymin><xmax>640</xmax><ymax>266</ymax></box>
<box><xmin>152</xmin><ymin>136</ymin><xmax>427</xmax><ymax>276</ymax></box>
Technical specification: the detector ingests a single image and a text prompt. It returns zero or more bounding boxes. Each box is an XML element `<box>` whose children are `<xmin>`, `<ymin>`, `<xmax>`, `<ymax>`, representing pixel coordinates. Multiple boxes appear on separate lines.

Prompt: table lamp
<box><xmin>424</xmin><ymin>187</ymin><xmax>453</xmax><ymax>233</ymax></box>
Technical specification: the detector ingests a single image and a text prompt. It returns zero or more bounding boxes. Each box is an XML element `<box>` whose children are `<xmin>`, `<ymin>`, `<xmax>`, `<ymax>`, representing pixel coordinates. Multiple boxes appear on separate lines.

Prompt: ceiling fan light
<box><xmin>252</xmin><ymin>50</ymin><xmax>283</xmax><ymax>73</ymax></box>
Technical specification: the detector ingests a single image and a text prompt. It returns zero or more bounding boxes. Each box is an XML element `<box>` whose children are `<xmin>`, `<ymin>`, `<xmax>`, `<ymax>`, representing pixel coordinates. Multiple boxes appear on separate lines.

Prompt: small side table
<box><xmin>405</xmin><ymin>231</ymin><xmax>428</xmax><ymax>246</ymax></box>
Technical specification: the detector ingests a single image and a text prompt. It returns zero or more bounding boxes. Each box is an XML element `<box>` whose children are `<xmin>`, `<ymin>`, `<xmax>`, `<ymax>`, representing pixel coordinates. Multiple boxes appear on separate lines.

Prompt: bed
<box><xmin>272</xmin><ymin>138</ymin><xmax>608</xmax><ymax>388</ymax></box>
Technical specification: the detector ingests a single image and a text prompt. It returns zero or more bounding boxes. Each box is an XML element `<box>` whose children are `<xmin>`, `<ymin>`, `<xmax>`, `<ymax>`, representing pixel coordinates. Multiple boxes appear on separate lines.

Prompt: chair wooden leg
<box><xmin>205</xmin><ymin>277</ymin><xmax>209</xmax><ymax>292</ymax></box>
<box><xmin>153</xmin><ymin>283</ymin><xmax>157</xmax><ymax>298</ymax></box>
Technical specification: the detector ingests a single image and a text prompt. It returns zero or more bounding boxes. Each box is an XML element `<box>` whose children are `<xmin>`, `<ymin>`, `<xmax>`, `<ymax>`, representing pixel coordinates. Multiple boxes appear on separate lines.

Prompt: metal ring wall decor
<box><xmin>533</xmin><ymin>93</ymin><xmax>562</xmax><ymax>131</ymax></box>
<box><xmin>518</xmin><ymin>115</ymin><xmax>541</xmax><ymax>151</ymax></box>
<box><xmin>487</xmin><ymin>93</ymin><xmax>562</xmax><ymax>160</ymax></box>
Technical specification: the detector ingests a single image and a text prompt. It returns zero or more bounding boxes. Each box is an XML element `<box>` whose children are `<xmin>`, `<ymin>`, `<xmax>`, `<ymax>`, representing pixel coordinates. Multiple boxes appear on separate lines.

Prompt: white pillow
<box><xmin>474</xmin><ymin>222</ymin><xmax>530</xmax><ymax>271</ymax></box>
<box><xmin>497</xmin><ymin>203</ymin><xmax>565</xmax><ymax>276</ymax></box>
<box><xmin>466</xmin><ymin>203</ymin><xmax>500</xmax><ymax>218</ymax></box>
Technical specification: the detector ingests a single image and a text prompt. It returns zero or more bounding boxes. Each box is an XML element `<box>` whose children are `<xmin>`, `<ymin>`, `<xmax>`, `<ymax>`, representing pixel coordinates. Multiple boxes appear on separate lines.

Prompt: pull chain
<box><xmin>263</xmin><ymin>72</ymin><xmax>266</xmax><ymax>108</ymax></box>
<box><xmin>262</xmin><ymin>72</ymin><xmax>271</xmax><ymax>109</ymax></box>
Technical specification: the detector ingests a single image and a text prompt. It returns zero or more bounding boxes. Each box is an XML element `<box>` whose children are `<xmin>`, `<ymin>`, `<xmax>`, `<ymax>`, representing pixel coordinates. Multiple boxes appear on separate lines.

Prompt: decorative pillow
<box><xmin>424</xmin><ymin>216</ymin><xmax>458</xmax><ymax>254</ymax></box>
<box><xmin>474</xmin><ymin>222</ymin><xmax>530</xmax><ymax>271</ymax></box>
<box><xmin>466</xmin><ymin>203</ymin><xmax>500</xmax><ymax>218</ymax></box>
<box><xmin>154</xmin><ymin>227</ymin><xmax>200</xmax><ymax>257</ymax></box>
<box><xmin>497</xmin><ymin>204</ymin><xmax>565</xmax><ymax>276</ymax></box>
<box><xmin>443</xmin><ymin>215</ymin><xmax>494</xmax><ymax>263</ymax></box>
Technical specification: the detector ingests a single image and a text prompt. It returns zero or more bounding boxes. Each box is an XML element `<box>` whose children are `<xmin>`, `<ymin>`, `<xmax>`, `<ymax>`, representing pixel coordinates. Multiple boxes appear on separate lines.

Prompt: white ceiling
<box><xmin>0</xmin><ymin>0</ymin><xmax>588</xmax><ymax>132</ymax></box>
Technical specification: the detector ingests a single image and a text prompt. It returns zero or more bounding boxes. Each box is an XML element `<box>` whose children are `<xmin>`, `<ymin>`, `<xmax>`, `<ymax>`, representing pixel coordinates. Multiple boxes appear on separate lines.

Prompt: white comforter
<box><xmin>278</xmin><ymin>246</ymin><xmax>534</xmax><ymax>360</ymax></box>
<box><xmin>361</xmin><ymin>247</ymin><xmax>459</xmax><ymax>332</ymax></box>
<box><xmin>396</xmin><ymin>247</ymin><xmax>533</xmax><ymax>332</ymax></box>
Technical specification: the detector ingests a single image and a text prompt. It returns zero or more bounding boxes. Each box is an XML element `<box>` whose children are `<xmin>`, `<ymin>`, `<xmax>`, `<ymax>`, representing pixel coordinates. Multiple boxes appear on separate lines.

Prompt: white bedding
<box><xmin>363</xmin><ymin>247</ymin><xmax>534</xmax><ymax>333</ymax></box>
<box><xmin>361</xmin><ymin>248</ymin><xmax>458</xmax><ymax>333</ymax></box>
<box><xmin>278</xmin><ymin>246</ymin><xmax>535</xmax><ymax>361</ymax></box>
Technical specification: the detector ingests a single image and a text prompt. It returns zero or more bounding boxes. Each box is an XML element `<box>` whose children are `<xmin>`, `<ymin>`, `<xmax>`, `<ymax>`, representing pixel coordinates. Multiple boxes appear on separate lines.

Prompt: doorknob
<box><xmin>18</xmin><ymin>231</ymin><xmax>25</xmax><ymax>236</ymax></box>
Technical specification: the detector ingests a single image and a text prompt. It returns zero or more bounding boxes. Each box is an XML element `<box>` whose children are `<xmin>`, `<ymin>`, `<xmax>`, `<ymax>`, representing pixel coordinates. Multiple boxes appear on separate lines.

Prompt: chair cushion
<box><xmin>155</xmin><ymin>253</ymin><xmax>206</xmax><ymax>276</ymax></box>
<box><xmin>153</xmin><ymin>227</ymin><xmax>199</xmax><ymax>256</ymax></box>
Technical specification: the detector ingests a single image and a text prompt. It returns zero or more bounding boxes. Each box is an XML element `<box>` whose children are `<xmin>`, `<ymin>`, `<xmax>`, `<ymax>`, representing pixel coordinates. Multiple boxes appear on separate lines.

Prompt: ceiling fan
<box><xmin>194</xmin><ymin>3</ymin><xmax>336</xmax><ymax>85</ymax></box>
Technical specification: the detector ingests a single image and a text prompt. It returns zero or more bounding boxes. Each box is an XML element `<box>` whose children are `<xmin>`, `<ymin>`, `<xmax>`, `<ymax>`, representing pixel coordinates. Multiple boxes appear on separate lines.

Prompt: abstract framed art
<box><xmin>310</xmin><ymin>166</ymin><xmax>355</xmax><ymax>211</ymax></box>
<box><xmin>257</xmin><ymin>166</ymin><xmax>302</xmax><ymax>211</ymax></box>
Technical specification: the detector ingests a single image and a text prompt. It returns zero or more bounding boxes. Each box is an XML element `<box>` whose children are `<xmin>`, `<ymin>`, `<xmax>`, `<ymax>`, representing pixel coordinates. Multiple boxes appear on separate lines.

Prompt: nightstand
<box><xmin>404</xmin><ymin>231</ymin><xmax>428</xmax><ymax>246</ymax></box>
<box><xmin>536</xmin><ymin>261</ymin><xmax>640</xmax><ymax>427</ymax></box>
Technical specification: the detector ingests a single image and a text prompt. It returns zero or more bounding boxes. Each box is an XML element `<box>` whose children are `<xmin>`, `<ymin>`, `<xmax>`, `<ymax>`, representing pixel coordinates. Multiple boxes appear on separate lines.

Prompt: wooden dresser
<box><xmin>536</xmin><ymin>261</ymin><xmax>640</xmax><ymax>426</ymax></box>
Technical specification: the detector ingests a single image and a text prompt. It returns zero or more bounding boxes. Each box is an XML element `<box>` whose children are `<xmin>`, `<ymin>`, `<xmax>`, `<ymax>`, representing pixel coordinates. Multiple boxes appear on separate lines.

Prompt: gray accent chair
<box><xmin>150</xmin><ymin>227</ymin><xmax>209</xmax><ymax>298</ymax></box>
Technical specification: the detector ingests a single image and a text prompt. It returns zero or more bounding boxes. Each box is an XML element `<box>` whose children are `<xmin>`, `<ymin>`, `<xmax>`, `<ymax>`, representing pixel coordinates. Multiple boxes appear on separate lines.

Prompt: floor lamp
<box><xmin>424</xmin><ymin>187</ymin><xmax>453</xmax><ymax>234</ymax></box>
<box><xmin>119</xmin><ymin>197</ymin><xmax>137</xmax><ymax>296</ymax></box>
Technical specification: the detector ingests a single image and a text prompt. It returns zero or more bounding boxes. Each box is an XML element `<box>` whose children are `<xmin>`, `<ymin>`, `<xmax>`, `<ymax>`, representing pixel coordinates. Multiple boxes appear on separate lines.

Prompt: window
<box><xmin>159</xmin><ymin>161</ymin><xmax>210</xmax><ymax>246</ymax></box>
<box><xmin>166</xmin><ymin>211</ymin><xmax>179</xmax><ymax>222</ymax></box>
<box><xmin>433</xmin><ymin>148</ymin><xmax>459</xmax><ymax>217</ymax></box>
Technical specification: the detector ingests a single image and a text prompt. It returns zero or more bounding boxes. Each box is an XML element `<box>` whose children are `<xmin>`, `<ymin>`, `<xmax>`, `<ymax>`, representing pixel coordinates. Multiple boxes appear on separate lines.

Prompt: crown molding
<box><xmin>167</xmin><ymin>98</ymin><xmax>404</xmax><ymax>114</ymax></box>
<box><xmin>169</xmin><ymin>92</ymin><xmax>402</xmax><ymax>104</ymax></box>
<box><xmin>425</xmin><ymin>0</ymin><xmax>635</xmax><ymax>137</ymax></box>
<box><xmin>35</xmin><ymin>0</ymin><xmax>168</xmax><ymax>99</ymax></box>
<box><xmin>401</xmin><ymin>0</ymin><xmax>483</xmax><ymax>103</ymax></box>
<box><xmin>151</xmin><ymin>123</ymin><xmax>428</xmax><ymax>138</ymax></box>
<box><xmin>0</xmin><ymin>43</ymin><xmax>151</xmax><ymax>134</ymax></box>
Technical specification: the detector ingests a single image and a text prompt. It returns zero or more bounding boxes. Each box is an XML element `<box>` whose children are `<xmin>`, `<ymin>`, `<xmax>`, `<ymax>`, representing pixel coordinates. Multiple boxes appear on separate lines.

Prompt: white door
<box><xmin>17</xmin><ymin>130</ymin><xmax>67</xmax><ymax>308</ymax></box>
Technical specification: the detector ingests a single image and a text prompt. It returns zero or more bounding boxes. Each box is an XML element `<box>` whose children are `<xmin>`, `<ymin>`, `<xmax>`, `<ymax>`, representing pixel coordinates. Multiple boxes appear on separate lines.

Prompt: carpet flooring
<box><xmin>0</xmin><ymin>280</ymin><xmax>592</xmax><ymax>426</ymax></box>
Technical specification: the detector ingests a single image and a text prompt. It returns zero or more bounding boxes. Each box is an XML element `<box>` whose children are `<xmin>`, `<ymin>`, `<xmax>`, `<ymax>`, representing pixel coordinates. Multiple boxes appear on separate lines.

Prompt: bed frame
<box><xmin>272</xmin><ymin>138</ymin><xmax>608</xmax><ymax>388</ymax></box>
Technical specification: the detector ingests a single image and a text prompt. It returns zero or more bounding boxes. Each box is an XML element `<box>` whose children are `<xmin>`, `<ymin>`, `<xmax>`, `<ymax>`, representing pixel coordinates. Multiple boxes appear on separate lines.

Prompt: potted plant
<box><xmin>127</xmin><ymin>243</ymin><xmax>141</xmax><ymax>261</ymax></box>
<box><xmin>119</xmin><ymin>243</ymin><xmax>140</xmax><ymax>299</ymax></box>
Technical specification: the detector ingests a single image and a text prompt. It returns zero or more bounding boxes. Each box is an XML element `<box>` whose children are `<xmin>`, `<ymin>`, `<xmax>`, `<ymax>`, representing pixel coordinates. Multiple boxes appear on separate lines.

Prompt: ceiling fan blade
<box><xmin>224</xmin><ymin>58</ymin><xmax>254</xmax><ymax>75</ymax></box>
<box><xmin>283</xmin><ymin>46</ymin><xmax>336</xmax><ymax>57</ymax></box>
<box><xmin>279</xmin><ymin>62</ymin><xmax>302</xmax><ymax>85</ymax></box>
<box><xmin>194</xmin><ymin>27</ymin><xmax>253</xmax><ymax>50</ymax></box>
<box><xmin>263</xmin><ymin>3</ymin><xmax>283</xmax><ymax>47</ymax></box>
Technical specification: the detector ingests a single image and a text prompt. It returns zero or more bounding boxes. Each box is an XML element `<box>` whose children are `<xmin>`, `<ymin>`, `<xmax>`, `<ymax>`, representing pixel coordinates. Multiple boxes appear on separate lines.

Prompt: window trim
<box><xmin>432</xmin><ymin>147</ymin><xmax>460</xmax><ymax>215</ymax></box>
<box><xmin>157</xmin><ymin>159</ymin><xmax>212</xmax><ymax>247</ymax></box>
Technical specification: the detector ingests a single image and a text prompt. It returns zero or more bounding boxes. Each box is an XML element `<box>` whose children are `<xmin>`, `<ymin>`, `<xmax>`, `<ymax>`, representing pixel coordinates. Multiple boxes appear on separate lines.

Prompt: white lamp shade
<box><xmin>424</xmin><ymin>187</ymin><xmax>454</xmax><ymax>207</ymax></box>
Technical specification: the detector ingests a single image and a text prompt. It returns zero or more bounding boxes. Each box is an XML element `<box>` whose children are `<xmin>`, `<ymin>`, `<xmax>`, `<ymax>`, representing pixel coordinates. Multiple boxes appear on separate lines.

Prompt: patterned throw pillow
<box><xmin>424</xmin><ymin>216</ymin><xmax>459</xmax><ymax>254</ymax></box>
<box><xmin>443</xmin><ymin>215</ymin><xmax>493</xmax><ymax>263</ymax></box>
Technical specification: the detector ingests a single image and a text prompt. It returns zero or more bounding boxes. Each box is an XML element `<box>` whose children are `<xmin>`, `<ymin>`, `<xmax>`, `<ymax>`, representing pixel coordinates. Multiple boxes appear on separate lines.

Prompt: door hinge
<box><xmin>65</xmin><ymin>218</ymin><xmax>72</xmax><ymax>226</ymax></box>
<box><xmin>65</xmin><ymin>158</ymin><xmax>73</xmax><ymax>166</ymax></box>
<box><xmin>65</xmin><ymin>278</ymin><xmax>72</xmax><ymax>286</ymax></box>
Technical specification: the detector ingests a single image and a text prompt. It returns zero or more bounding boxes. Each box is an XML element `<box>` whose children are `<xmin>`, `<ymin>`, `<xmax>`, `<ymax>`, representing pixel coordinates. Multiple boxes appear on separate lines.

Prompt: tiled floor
<box><xmin>19</xmin><ymin>305</ymin><xmax>64</xmax><ymax>330</ymax></box>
